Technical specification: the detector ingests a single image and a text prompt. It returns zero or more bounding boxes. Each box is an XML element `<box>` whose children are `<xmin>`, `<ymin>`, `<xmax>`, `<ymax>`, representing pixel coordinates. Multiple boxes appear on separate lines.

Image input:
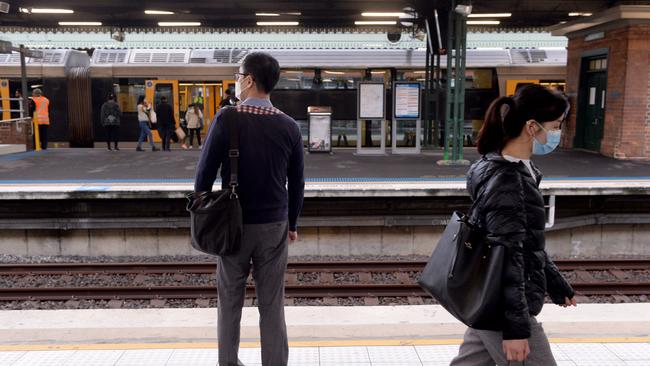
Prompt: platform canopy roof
<box><xmin>1</xmin><ymin>0</ymin><xmax>644</xmax><ymax>29</ymax></box>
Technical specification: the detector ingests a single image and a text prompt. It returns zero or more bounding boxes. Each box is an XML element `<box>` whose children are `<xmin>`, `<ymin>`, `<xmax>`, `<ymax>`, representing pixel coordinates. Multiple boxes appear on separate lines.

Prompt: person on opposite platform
<box><xmin>450</xmin><ymin>84</ymin><xmax>577</xmax><ymax>366</ymax></box>
<box><xmin>155</xmin><ymin>96</ymin><xmax>176</xmax><ymax>151</ymax></box>
<box><xmin>100</xmin><ymin>93</ymin><xmax>122</xmax><ymax>151</ymax></box>
<box><xmin>219</xmin><ymin>88</ymin><xmax>237</xmax><ymax>109</ymax></box>
<box><xmin>194</xmin><ymin>52</ymin><xmax>305</xmax><ymax>366</ymax></box>
<box><xmin>31</xmin><ymin>88</ymin><xmax>50</xmax><ymax>150</ymax></box>
<box><xmin>185</xmin><ymin>103</ymin><xmax>204</xmax><ymax>149</ymax></box>
<box><xmin>136</xmin><ymin>95</ymin><xmax>158</xmax><ymax>152</ymax></box>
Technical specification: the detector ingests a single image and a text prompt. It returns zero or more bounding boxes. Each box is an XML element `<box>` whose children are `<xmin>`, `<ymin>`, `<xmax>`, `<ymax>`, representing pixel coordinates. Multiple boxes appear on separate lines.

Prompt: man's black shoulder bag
<box><xmin>417</xmin><ymin>166</ymin><xmax>509</xmax><ymax>331</ymax></box>
<box><xmin>186</xmin><ymin>107</ymin><xmax>242</xmax><ymax>256</ymax></box>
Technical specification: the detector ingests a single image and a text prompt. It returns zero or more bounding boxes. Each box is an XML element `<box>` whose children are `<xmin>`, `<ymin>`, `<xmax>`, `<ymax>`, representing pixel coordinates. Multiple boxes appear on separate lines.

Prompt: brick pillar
<box><xmin>0</xmin><ymin>120</ymin><xmax>33</xmax><ymax>149</ymax></box>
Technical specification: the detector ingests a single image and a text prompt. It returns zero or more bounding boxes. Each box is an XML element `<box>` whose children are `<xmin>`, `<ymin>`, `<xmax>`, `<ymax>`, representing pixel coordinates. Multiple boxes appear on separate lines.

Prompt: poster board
<box><xmin>308</xmin><ymin>114</ymin><xmax>332</xmax><ymax>153</ymax></box>
<box><xmin>393</xmin><ymin>82</ymin><xmax>421</xmax><ymax>120</ymax></box>
<box><xmin>357</xmin><ymin>82</ymin><xmax>385</xmax><ymax>120</ymax></box>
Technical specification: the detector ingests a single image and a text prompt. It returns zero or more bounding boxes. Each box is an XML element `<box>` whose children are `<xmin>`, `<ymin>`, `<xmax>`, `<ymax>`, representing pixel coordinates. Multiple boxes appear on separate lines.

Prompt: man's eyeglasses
<box><xmin>234</xmin><ymin>72</ymin><xmax>250</xmax><ymax>80</ymax></box>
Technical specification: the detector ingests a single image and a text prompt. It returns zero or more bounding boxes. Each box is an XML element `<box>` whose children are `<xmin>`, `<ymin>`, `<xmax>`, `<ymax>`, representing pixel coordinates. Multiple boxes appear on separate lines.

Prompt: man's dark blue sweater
<box><xmin>194</xmin><ymin>98</ymin><xmax>305</xmax><ymax>231</ymax></box>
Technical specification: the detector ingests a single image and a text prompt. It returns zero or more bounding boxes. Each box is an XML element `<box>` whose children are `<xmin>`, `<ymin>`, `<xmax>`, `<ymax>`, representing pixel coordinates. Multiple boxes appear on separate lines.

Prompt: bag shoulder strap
<box><xmin>225</xmin><ymin>107</ymin><xmax>240</xmax><ymax>192</ymax></box>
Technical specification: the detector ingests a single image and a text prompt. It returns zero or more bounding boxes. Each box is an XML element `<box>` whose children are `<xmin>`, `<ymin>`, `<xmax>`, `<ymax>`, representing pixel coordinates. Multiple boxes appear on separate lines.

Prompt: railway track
<box><xmin>0</xmin><ymin>259</ymin><xmax>648</xmax><ymax>302</ymax></box>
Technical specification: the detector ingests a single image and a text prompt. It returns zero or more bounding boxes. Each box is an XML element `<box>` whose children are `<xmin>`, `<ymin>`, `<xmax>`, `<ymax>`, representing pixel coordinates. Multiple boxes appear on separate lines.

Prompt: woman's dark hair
<box><xmin>107</xmin><ymin>93</ymin><xmax>116</xmax><ymax>101</ymax></box>
<box><xmin>241</xmin><ymin>52</ymin><xmax>280</xmax><ymax>94</ymax></box>
<box><xmin>476</xmin><ymin>84</ymin><xmax>569</xmax><ymax>155</ymax></box>
<box><xmin>137</xmin><ymin>95</ymin><xmax>145</xmax><ymax>105</ymax></box>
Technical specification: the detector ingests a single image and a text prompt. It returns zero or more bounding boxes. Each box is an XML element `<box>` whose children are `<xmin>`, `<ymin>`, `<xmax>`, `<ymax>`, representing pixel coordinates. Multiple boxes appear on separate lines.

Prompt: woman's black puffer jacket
<box><xmin>467</xmin><ymin>153</ymin><xmax>574</xmax><ymax>340</ymax></box>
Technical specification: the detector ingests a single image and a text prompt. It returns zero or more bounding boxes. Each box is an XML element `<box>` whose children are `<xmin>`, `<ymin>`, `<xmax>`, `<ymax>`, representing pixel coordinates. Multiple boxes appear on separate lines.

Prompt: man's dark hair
<box><xmin>161</xmin><ymin>96</ymin><xmax>168</xmax><ymax>103</ymax></box>
<box><xmin>241</xmin><ymin>52</ymin><xmax>280</xmax><ymax>94</ymax></box>
<box><xmin>108</xmin><ymin>93</ymin><xmax>116</xmax><ymax>101</ymax></box>
<box><xmin>224</xmin><ymin>88</ymin><xmax>232</xmax><ymax>96</ymax></box>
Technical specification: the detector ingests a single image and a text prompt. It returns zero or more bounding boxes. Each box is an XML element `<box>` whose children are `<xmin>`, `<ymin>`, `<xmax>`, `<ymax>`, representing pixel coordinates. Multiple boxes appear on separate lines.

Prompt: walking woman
<box><xmin>136</xmin><ymin>95</ymin><xmax>158</xmax><ymax>152</ymax></box>
<box><xmin>185</xmin><ymin>103</ymin><xmax>203</xmax><ymax>149</ymax></box>
<box><xmin>100</xmin><ymin>93</ymin><xmax>121</xmax><ymax>150</ymax></box>
<box><xmin>451</xmin><ymin>84</ymin><xmax>576</xmax><ymax>366</ymax></box>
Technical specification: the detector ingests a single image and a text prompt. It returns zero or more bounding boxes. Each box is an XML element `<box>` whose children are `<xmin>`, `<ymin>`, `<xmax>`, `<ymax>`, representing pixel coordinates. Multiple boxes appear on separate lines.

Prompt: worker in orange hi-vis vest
<box><xmin>31</xmin><ymin>88</ymin><xmax>50</xmax><ymax>150</ymax></box>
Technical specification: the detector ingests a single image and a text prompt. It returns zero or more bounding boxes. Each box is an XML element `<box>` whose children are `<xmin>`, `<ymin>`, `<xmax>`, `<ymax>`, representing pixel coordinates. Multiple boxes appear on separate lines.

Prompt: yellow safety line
<box><xmin>1</xmin><ymin>337</ymin><xmax>649</xmax><ymax>351</ymax></box>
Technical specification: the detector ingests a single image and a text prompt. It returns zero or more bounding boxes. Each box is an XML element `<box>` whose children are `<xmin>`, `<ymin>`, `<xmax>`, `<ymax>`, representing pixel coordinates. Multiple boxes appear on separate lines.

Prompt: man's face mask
<box><xmin>532</xmin><ymin>121</ymin><xmax>561</xmax><ymax>155</ymax></box>
<box><xmin>235</xmin><ymin>73</ymin><xmax>251</xmax><ymax>100</ymax></box>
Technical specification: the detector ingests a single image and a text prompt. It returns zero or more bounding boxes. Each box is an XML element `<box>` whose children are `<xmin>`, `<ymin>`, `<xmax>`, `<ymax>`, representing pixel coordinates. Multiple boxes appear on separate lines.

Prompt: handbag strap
<box><xmin>226</xmin><ymin>108</ymin><xmax>240</xmax><ymax>193</ymax></box>
<box><xmin>468</xmin><ymin>163</ymin><xmax>510</xmax><ymax>227</ymax></box>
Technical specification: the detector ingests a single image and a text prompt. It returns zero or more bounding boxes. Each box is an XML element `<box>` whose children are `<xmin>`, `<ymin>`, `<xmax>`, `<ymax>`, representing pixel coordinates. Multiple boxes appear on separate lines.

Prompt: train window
<box><xmin>321</xmin><ymin>70</ymin><xmax>363</xmax><ymax>90</ymax></box>
<box><xmin>114</xmin><ymin>81</ymin><xmax>145</xmax><ymax>113</ymax></box>
<box><xmin>397</xmin><ymin>70</ymin><xmax>426</xmax><ymax>82</ymax></box>
<box><xmin>467</xmin><ymin>69</ymin><xmax>493</xmax><ymax>89</ymax></box>
<box><xmin>277</xmin><ymin>70</ymin><xmax>315</xmax><ymax>90</ymax></box>
<box><xmin>154</xmin><ymin>84</ymin><xmax>173</xmax><ymax>107</ymax></box>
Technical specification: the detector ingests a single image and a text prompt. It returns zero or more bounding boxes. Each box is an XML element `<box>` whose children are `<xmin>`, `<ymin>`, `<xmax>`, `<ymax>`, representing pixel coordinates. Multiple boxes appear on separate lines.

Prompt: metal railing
<box><xmin>0</xmin><ymin>97</ymin><xmax>33</xmax><ymax>135</ymax></box>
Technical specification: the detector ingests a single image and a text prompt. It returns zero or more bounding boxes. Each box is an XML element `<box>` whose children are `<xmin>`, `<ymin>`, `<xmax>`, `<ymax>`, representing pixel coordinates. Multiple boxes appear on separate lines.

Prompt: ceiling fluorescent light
<box><xmin>324</xmin><ymin>70</ymin><xmax>345</xmax><ymax>75</ymax></box>
<box><xmin>158</xmin><ymin>22</ymin><xmax>201</xmax><ymax>26</ymax></box>
<box><xmin>468</xmin><ymin>13</ymin><xmax>511</xmax><ymax>18</ymax></box>
<box><xmin>22</xmin><ymin>8</ymin><xmax>74</xmax><ymax>14</ymax></box>
<box><xmin>286</xmin><ymin>12</ymin><xmax>302</xmax><ymax>16</ymax></box>
<box><xmin>361</xmin><ymin>12</ymin><xmax>406</xmax><ymax>17</ymax></box>
<box><xmin>256</xmin><ymin>13</ymin><xmax>280</xmax><ymax>16</ymax></box>
<box><xmin>145</xmin><ymin>10</ymin><xmax>175</xmax><ymax>15</ymax></box>
<box><xmin>257</xmin><ymin>21</ymin><xmax>299</xmax><ymax>26</ymax></box>
<box><xmin>59</xmin><ymin>21</ymin><xmax>102</xmax><ymax>26</ymax></box>
<box><xmin>355</xmin><ymin>20</ymin><xmax>397</xmax><ymax>25</ymax></box>
<box><xmin>568</xmin><ymin>12</ymin><xmax>592</xmax><ymax>17</ymax></box>
<box><xmin>467</xmin><ymin>20</ymin><xmax>500</xmax><ymax>25</ymax></box>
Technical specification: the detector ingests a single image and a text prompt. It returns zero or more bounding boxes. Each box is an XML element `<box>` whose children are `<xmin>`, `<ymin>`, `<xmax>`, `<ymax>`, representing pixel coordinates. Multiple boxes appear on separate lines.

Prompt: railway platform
<box><xmin>0</xmin><ymin>147</ymin><xmax>649</xmax><ymax>198</ymax></box>
<box><xmin>0</xmin><ymin>303</ymin><xmax>648</xmax><ymax>365</ymax></box>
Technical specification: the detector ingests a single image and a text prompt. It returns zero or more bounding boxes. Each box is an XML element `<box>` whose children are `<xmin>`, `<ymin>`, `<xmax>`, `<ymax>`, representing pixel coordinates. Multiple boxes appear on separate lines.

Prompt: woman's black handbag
<box><xmin>186</xmin><ymin>110</ymin><xmax>242</xmax><ymax>256</ymax></box>
<box><xmin>417</xmin><ymin>174</ymin><xmax>507</xmax><ymax>331</ymax></box>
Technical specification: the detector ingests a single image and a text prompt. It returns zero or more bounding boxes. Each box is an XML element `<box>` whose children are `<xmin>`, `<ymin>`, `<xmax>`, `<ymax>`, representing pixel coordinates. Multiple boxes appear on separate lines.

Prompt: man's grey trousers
<box><xmin>217</xmin><ymin>221</ymin><xmax>289</xmax><ymax>366</ymax></box>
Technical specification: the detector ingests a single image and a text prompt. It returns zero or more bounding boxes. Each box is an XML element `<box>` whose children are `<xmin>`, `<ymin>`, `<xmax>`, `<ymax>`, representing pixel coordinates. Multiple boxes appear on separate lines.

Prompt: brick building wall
<box><xmin>563</xmin><ymin>24</ymin><xmax>650</xmax><ymax>160</ymax></box>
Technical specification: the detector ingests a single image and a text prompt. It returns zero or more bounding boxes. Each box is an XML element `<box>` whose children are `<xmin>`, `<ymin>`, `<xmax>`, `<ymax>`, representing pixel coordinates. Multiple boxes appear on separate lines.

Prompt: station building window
<box><xmin>588</xmin><ymin>58</ymin><xmax>607</xmax><ymax>71</ymax></box>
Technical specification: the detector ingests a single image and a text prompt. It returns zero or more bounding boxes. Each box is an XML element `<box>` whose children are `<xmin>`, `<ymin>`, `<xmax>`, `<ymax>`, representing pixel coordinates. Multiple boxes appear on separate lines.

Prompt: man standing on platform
<box><xmin>155</xmin><ymin>96</ymin><xmax>175</xmax><ymax>151</ymax></box>
<box><xmin>194</xmin><ymin>52</ymin><xmax>304</xmax><ymax>366</ymax></box>
<box><xmin>31</xmin><ymin>88</ymin><xmax>50</xmax><ymax>150</ymax></box>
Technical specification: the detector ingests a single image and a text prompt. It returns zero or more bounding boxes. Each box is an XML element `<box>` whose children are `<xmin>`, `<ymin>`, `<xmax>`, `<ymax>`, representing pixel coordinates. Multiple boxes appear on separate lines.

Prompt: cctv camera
<box><xmin>454</xmin><ymin>5</ymin><xmax>473</xmax><ymax>16</ymax></box>
<box><xmin>111</xmin><ymin>31</ymin><xmax>125</xmax><ymax>42</ymax></box>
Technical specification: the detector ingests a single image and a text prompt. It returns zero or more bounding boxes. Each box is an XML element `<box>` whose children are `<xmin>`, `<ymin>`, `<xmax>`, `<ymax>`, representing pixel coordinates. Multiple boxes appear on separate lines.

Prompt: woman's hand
<box><xmin>502</xmin><ymin>339</ymin><xmax>530</xmax><ymax>362</ymax></box>
<box><xmin>559</xmin><ymin>296</ymin><xmax>577</xmax><ymax>308</ymax></box>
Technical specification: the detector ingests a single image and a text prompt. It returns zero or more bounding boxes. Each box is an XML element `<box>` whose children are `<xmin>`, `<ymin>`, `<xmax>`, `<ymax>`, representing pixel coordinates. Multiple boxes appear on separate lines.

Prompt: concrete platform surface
<box><xmin>0</xmin><ymin>144</ymin><xmax>26</xmax><ymax>156</ymax></box>
<box><xmin>1</xmin><ymin>303</ymin><xmax>648</xmax><ymax>345</ymax></box>
<box><xmin>0</xmin><ymin>148</ymin><xmax>649</xmax><ymax>198</ymax></box>
<box><xmin>0</xmin><ymin>147</ymin><xmax>649</xmax><ymax>181</ymax></box>
<box><xmin>0</xmin><ymin>341</ymin><xmax>649</xmax><ymax>366</ymax></box>
<box><xmin>0</xmin><ymin>304</ymin><xmax>649</xmax><ymax>365</ymax></box>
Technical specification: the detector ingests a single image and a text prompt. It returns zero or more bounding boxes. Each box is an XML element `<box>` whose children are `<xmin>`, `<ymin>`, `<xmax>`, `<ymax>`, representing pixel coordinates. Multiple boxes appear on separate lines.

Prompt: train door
<box><xmin>145</xmin><ymin>80</ymin><xmax>180</xmax><ymax>142</ymax></box>
<box><xmin>576</xmin><ymin>57</ymin><xmax>607</xmax><ymax>152</ymax></box>
<box><xmin>0</xmin><ymin>80</ymin><xmax>10</xmax><ymax>121</ymax></box>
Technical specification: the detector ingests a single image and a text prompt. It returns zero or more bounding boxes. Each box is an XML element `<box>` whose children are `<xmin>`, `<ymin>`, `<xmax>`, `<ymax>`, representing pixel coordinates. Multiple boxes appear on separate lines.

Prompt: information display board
<box><xmin>393</xmin><ymin>82</ymin><xmax>421</xmax><ymax>120</ymax></box>
<box><xmin>358</xmin><ymin>82</ymin><xmax>385</xmax><ymax>120</ymax></box>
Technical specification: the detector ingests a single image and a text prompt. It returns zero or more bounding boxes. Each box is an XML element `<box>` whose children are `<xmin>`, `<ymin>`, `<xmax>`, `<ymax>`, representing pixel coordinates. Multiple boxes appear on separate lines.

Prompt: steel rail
<box><xmin>0</xmin><ymin>259</ymin><xmax>647</xmax><ymax>276</ymax></box>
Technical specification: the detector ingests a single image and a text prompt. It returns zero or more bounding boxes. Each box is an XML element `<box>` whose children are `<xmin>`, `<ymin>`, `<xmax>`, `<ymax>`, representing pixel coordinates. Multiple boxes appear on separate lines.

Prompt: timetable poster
<box><xmin>394</xmin><ymin>83</ymin><xmax>421</xmax><ymax>119</ymax></box>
